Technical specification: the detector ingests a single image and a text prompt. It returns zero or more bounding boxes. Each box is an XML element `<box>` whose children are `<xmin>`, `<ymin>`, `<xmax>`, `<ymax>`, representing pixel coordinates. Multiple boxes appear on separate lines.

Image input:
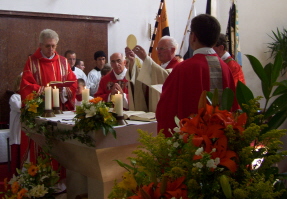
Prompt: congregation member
<box><xmin>65</xmin><ymin>50</ymin><xmax>87</xmax><ymax>83</ymax></box>
<box><xmin>87</xmin><ymin>51</ymin><xmax>107</xmax><ymax>96</ymax></box>
<box><xmin>20</xmin><ymin>29</ymin><xmax>77</xmax><ymax>111</ymax></box>
<box><xmin>94</xmin><ymin>52</ymin><xmax>128</xmax><ymax>110</ymax></box>
<box><xmin>75</xmin><ymin>78</ymin><xmax>93</xmax><ymax>107</ymax></box>
<box><xmin>75</xmin><ymin>58</ymin><xmax>85</xmax><ymax>71</ymax></box>
<box><xmin>125</xmin><ymin>47</ymin><xmax>148</xmax><ymax>111</ymax></box>
<box><xmin>156</xmin><ymin>14</ymin><xmax>237</xmax><ymax>137</ymax></box>
<box><xmin>213</xmin><ymin>33</ymin><xmax>246</xmax><ymax>86</ymax></box>
<box><xmin>132</xmin><ymin>36</ymin><xmax>180</xmax><ymax>112</ymax></box>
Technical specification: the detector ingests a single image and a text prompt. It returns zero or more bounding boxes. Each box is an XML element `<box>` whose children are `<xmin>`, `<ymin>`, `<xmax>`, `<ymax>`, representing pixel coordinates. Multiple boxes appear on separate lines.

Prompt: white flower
<box><xmin>195</xmin><ymin>147</ymin><xmax>204</xmax><ymax>156</ymax></box>
<box><xmin>214</xmin><ymin>157</ymin><xmax>220</xmax><ymax>165</ymax></box>
<box><xmin>206</xmin><ymin>159</ymin><xmax>217</xmax><ymax>169</ymax></box>
<box><xmin>167</xmin><ymin>140</ymin><xmax>172</xmax><ymax>145</ymax></box>
<box><xmin>85</xmin><ymin>106</ymin><xmax>97</xmax><ymax>118</ymax></box>
<box><xmin>173</xmin><ymin>142</ymin><xmax>179</xmax><ymax>148</ymax></box>
<box><xmin>173</xmin><ymin>127</ymin><xmax>180</xmax><ymax>133</ymax></box>
<box><xmin>28</xmin><ymin>184</ymin><xmax>48</xmax><ymax>197</ymax></box>
<box><xmin>193</xmin><ymin>162</ymin><xmax>203</xmax><ymax>168</ymax></box>
<box><xmin>211</xmin><ymin>148</ymin><xmax>216</xmax><ymax>153</ymax></box>
<box><xmin>40</xmin><ymin>175</ymin><xmax>48</xmax><ymax>182</ymax></box>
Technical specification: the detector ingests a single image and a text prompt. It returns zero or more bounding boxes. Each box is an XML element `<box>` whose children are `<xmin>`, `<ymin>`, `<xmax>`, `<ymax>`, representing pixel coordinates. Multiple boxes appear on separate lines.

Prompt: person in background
<box><xmin>213</xmin><ymin>33</ymin><xmax>246</xmax><ymax>86</ymax></box>
<box><xmin>175</xmin><ymin>54</ymin><xmax>184</xmax><ymax>62</ymax></box>
<box><xmin>20</xmin><ymin>29</ymin><xmax>77</xmax><ymax>111</ymax></box>
<box><xmin>132</xmin><ymin>36</ymin><xmax>180</xmax><ymax>112</ymax></box>
<box><xmin>87</xmin><ymin>51</ymin><xmax>107</xmax><ymax>96</ymax></box>
<box><xmin>156</xmin><ymin>14</ymin><xmax>237</xmax><ymax>137</ymax></box>
<box><xmin>65</xmin><ymin>50</ymin><xmax>87</xmax><ymax>84</ymax></box>
<box><xmin>9</xmin><ymin>74</ymin><xmax>22</xmax><ymax>173</ymax></box>
<box><xmin>94</xmin><ymin>53</ymin><xmax>128</xmax><ymax>109</ymax></box>
<box><xmin>75</xmin><ymin>78</ymin><xmax>93</xmax><ymax>107</ymax></box>
<box><xmin>75</xmin><ymin>58</ymin><xmax>85</xmax><ymax>71</ymax></box>
<box><xmin>101</xmin><ymin>63</ymin><xmax>112</xmax><ymax>77</ymax></box>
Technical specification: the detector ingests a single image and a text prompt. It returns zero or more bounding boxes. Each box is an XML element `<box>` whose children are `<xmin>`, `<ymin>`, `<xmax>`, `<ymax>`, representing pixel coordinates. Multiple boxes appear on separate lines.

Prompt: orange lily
<box><xmin>89</xmin><ymin>97</ymin><xmax>103</xmax><ymax>104</ymax></box>
<box><xmin>17</xmin><ymin>188</ymin><xmax>28</xmax><ymax>199</ymax></box>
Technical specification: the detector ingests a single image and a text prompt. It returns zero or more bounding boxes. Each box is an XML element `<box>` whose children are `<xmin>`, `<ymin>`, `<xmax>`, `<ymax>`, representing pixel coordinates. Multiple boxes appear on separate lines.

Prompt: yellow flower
<box><xmin>11</xmin><ymin>181</ymin><xmax>20</xmax><ymax>194</ymax></box>
<box><xmin>28</xmin><ymin>164</ymin><xmax>38</xmax><ymax>176</ymax></box>
<box><xmin>17</xmin><ymin>188</ymin><xmax>28</xmax><ymax>199</ymax></box>
<box><xmin>118</xmin><ymin>172</ymin><xmax>137</xmax><ymax>191</ymax></box>
<box><xmin>28</xmin><ymin>103</ymin><xmax>38</xmax><ymax>113</ymax></box>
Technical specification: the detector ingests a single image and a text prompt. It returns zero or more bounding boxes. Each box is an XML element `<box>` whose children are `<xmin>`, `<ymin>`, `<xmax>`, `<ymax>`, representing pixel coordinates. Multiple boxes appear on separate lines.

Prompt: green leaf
<box><xmin>273</xmin><ymin>80</ymin><xmax>287</xmax><ymax>96</ymax></box>
<box><xmin>263</xmin><ymin>110</ymin><xmax>287</xmax><ymax>133</ymax></box>
<box><xmin>220</xmin><ymin>88</ymin><xmax>234</xmax><ymax>111</ymax></box>
<box><xmin>206</xmin><ymin>92</ymin><xmax>213</xmax><ymax>105</ymax></box>
<box><xmin>236</xmin><ymin>81</ymin><xmax>254</xmax><ymax>112</ymax></box>
<box><xmin>211</xmin><ymin>88</ymin><xmax>219</xmax><ymax>106</ymax></box>
<box><xmin>262</xmin><ymin>63</ymin><xmax>273</xmax><ymax>99</ymax></box>
<box><xmin>114</xmin><ymin>159</ymin><xmax>134</xmax><ymax>171</ymax></box>
<box><xmin>246</xmin><ymin>54</ymin><xmax>269</xmax><ymax>84</ymax></box>
<box><xmin>264</xmin><ymin>94</ymin><xmax>287</xmax><ymax>118</ymax></box>
<box><xmin>271</xmin><ymin>53</ymin><xmax>283</xmax><ymax>83</ymax></box>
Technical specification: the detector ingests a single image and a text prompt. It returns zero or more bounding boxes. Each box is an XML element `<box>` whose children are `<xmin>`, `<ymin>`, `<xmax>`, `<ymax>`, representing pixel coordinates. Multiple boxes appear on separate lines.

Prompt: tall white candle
<box><xmin>82</xmin><ymin>87</ymin><xmax>90</xmax><ymax>102</ymax></box>
<box><xmin>114</xmin><ymin>92</ymin><xmax>123</xmax><ymax>116</ymax></box>
<box><xmin>45</xmin><ymin>84</ymin><xmax>52</xmax><ymax>110</ymax></box>
<box><xmin>52</xmin><ymin>86</ymin><xmax>59</xmax><ymax>107</ymax></box>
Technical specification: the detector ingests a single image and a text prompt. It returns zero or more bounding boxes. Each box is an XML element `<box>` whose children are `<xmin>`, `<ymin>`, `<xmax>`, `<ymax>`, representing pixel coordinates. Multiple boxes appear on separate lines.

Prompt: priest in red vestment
<box><xmin>94</xmin><ymin>53</ymin><xmax>129</xmax><ymax>109</ymax></box>
<box><xmin>156</xmin><ymin>14</ymin><xmax>238</xmax><ymax>137</ymax></box>
<box><xmin>213</xmin><ymin>33</ymin><xmax>246</xmax><ymax>86</ymax></box>
<box><xmin>20</xmin><ymin>29</ymin><xmax>77</xmax><ymax>111</ymax></box>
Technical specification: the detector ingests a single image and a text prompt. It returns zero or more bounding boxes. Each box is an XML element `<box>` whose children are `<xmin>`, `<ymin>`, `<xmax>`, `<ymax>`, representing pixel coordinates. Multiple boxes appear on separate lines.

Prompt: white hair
<box><xmin>39</xmin><ymin>29</ymin><xmax>59</xmax><ymax>43</ymax></box>
<box><xmin>159</xmin><ymin>36</ymin><xmax>178</xmax><ymax>49</ymax></box>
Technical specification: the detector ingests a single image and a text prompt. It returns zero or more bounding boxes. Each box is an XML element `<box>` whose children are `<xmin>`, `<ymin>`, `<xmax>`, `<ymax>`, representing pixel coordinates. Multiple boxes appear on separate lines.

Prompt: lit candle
<box><xmin>44</xmin><ymin>84</ymin><xmax>52</xmax><ymax>110</ymax></box>
<box><xmin>114</xmin><ymin>91</ymin><xmax>123</xmax><ymax>116</ymax></box>
<box><xmin>82</xmin><ymin>86</ymin><xmax>90</xmax><ymax>102</ymax></box>
<box><xmin>52</xmin><ymin>86</ymin><xmax>59</xmax><ymax>107</ymax></box>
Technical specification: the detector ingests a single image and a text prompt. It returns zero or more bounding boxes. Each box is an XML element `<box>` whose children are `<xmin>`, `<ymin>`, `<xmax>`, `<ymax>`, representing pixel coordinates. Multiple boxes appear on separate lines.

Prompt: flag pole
<box><xmin>179</xmin><ymin>0</ymin><xmax>196</xmax><ymax>52</ymax></box>
<box><xmin>148</xmin><ymin>0</ymin><xmax>164</xmax><ymax>57</ymax></box>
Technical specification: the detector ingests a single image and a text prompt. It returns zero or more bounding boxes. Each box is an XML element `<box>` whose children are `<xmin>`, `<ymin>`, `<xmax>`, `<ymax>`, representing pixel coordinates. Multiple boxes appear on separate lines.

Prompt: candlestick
<box><xmin>44</xmin><ymin>84</ymin><xmax>52</xmax><ymax>110</ymax></box>
<box><xmin>82</xmin><ymin>87</ymin><xmax>90</xmax><ymax>102</ymax></box>
<box><xmin>52</xmin><ymin>86</ymin><xmax>59</xmax><ymax>107</ymax></box>
<box><xmin>114</xmin><ymin>92</ymin><xmax>123</xmax><ymax>116</ymax></box>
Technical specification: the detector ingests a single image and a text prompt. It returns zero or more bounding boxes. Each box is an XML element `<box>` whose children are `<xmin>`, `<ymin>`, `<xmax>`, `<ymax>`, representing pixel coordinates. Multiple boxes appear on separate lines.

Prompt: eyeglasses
<box><xmin>156</xmin><ymin>47</ymin><xmax>170</xmax><ymax>51</ymax></box>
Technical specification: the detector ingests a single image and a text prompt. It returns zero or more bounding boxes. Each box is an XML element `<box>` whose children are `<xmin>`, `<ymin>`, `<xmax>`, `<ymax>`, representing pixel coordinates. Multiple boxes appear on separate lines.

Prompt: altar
<box><xmin>24</xmin><ymin>111</ymin><xmax>157</xmax><ymax>199</ymax></box>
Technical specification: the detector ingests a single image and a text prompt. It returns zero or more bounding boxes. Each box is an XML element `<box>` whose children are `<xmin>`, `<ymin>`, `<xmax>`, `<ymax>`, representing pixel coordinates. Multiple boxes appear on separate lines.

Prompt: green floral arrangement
<box><xmin>20</xmin><ymin>91</ymin><xmax>45</xmax><ymax>129</ymax></box>
<box><xmin>73</xmin><ymin>97</ymin><xmax>117</xmax><ymax>137</ymax></box>
<box><xmin>2</xmin><ymin>154</ymin><xmax>60</xmax><ymax>199</ymax></box>
<box><xmin>109</xmin><ymin>53</ymin><xmax>287</xmax><ymax>199</ymax></box>
<box><xmin>21</xmin><ymin>93</ymin><xmax>117</xmax><ymax>149</ymax></box>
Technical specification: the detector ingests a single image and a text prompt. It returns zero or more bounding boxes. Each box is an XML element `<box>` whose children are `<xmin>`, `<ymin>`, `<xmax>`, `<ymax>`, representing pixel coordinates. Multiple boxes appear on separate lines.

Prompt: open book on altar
<box><xmin>150</xmin><ymin>84</ymin><xmax>163</xmax><ymax>94</ymax></box>
<box><xmin>123</xmin><ymin>111</ymin><xmax>156</xmax><ymax>122</ymax></box>
<box><xmin>49</xmin><ymin>81</ymin><xmax>75</xmax><ymax>87</ymax></box>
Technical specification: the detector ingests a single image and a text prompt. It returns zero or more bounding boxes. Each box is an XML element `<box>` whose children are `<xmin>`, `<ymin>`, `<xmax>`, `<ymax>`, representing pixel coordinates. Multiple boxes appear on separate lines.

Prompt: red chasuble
<box><xmin>166</xmin><ymin>57</ymin><xmax>180</xmax><ymax>69</ymax></box>
<box><xmin>20</xmin><ymin>48</ymin><xmax>77</xmax><ymax>110</ymax></box>
<box><xmin>94</xmin><ymin>71</ymin><xmax>128</xmax><ymax>101</ymax></box>
<box><xmin>156</xmin><ymin>53</ymin><xmax>238</xmax><ymax>137</ymax></box>
<box><xmin>225</xmin><ymin>56</ymin><xmax>246</xmax><ymax>86</ymax></box>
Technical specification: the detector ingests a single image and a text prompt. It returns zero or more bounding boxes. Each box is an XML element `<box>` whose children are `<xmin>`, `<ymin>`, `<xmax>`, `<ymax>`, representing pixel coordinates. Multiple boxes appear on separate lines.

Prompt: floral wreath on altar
<box><xmin>109</xmin><ymin>54</ymin><xmax>287</xmax><ymax>199</ymax></box>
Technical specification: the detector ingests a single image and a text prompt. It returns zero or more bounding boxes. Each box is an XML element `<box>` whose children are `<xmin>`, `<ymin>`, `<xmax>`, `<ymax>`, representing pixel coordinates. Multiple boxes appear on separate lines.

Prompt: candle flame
<box><xmin>85</xmin><ymin>86</ymin><xmax>87</xmax><ymax>89</ymax></box>
<box><xmin>118</xmin><ymin>91</ymin><xmax>120</xmax><ymax>94</ymax></box>
<box><xmin>47</xmin><ymin>83</ymin><xmax>50</xmax><ymax>87</ymax></box>
<box><xmin>54</xmin><ymin>86</ymin><xmax>56</xmax><ymax>89</ymax></box>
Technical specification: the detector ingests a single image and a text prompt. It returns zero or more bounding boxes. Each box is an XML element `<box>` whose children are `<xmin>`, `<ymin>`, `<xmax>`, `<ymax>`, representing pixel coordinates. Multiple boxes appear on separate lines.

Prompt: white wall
<box><xmin>0</xmin><ymin>0</ymin><xmax>286</xmax><ymax>101</ymax></box>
